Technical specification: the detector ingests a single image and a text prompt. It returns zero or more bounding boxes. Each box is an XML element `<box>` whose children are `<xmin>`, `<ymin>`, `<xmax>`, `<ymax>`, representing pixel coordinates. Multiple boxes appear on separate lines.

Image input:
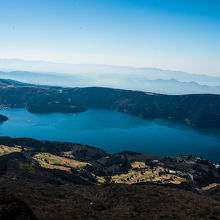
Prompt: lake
<box><xmin>0</xmin><ymin>108</ymin><xmax>220</xmax><ymax>162</ymax></box>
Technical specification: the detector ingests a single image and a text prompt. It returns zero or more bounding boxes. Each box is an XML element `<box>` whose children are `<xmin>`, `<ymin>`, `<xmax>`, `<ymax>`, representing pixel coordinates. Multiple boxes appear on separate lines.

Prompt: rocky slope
<box><xmin>0</xmin><ymin>79</ymin><xmax>220</xmax><ymax>128</ymax></box>
<box><xmin>0</xmin><ymin>137</ymin><xmax>219</xmax><ymax>219</ymax></box>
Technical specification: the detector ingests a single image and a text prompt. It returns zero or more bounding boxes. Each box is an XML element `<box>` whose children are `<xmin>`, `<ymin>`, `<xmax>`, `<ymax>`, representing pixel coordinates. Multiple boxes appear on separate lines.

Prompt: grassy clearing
<box><xmin>112</xmin><ymin>171</ymin><xmax>139</xmax><ymax>182</ymax></box>
<box><xmin>131</xmin><ymin>161</ymin><xmax>147</xmax><ymax>169</ymax></box>
<box><xmin>202</xmin><ymin>183</ymin><xmax>220</xmax><ymax>191</ymax></box>
<box><xmin>62</xmin><ymin>151</ymin><xmax>74</xmax><ymax>158</ymax></box>
<box><xmin>136</xmin><ymin>173</ymin><xmax>153</xmax><ymax>180</ymax></box>
<box><xmin>175</xmin><ymin>176</ymin><xmax>187</xmax><ymax>183</ymax></box>
<box><xmin>96</xmin><ymin>176</ymin><xmax>105</xmax><ymax>183</ymax></box>
<box><xmin>0</xmin><ymin>145</ymin><xmax>21</xmax><ymax>156</ymax></box>
<box><xmin>33</xmin><ymin>153</ymin><xmax>89</xmax><ymax>172</ymax></box>
<box><xmin>110</xmin><ymin>162</ymin><xmax>187</xmax><ymax>185</ymax></box>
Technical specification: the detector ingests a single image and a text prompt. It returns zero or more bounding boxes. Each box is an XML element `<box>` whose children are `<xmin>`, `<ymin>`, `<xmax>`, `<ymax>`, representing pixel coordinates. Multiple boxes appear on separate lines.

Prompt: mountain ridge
<box><xmin>1</xmin><ymin>69</ymin><xmax>220</xmax><ymax>95</ymax></box>
<box><xmin>1</xmin><ymin>58</ymin><xmax>220</xmax><ymax>86</ymax></box>
<box><xmin>0</xmin><ymin>78</ymin><xmax>220</xmax><ymax>128</ymax></box>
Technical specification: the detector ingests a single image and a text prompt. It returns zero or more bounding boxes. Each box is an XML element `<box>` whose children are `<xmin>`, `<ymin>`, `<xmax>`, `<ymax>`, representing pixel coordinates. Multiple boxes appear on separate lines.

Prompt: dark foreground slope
<box><xmin>0</xmin><ymin>137</ymin><xmax>219</xmax><ymax>219</ymax></box>
<box><xmin>0</xmin><ymin>191</ymin><xmax>38</xmax><ymax>220</ymax></box>
<box><xmin>2</xmin><ymin>177</ymin><xmax>220</xmax><ymax>220</ymax></box>
<box><xmin>0</xmin><ymin>79</ymin><xmax>220</xmax><ymax>128</ymax></box>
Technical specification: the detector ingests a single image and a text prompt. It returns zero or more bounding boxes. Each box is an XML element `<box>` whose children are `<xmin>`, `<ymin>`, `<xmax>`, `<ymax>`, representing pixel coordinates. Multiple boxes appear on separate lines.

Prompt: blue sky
<box><xmin>0</xmin><ymin>0</ymin><xmax>220</xmax><ymax>76</ymax></box>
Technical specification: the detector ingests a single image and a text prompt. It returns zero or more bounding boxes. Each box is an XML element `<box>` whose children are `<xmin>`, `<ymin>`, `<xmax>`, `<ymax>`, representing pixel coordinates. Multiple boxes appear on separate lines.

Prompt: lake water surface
<box><xmin>0</xmin><ymin>108</ymin><xmax>219</xmax><ymax>162</ymax></box>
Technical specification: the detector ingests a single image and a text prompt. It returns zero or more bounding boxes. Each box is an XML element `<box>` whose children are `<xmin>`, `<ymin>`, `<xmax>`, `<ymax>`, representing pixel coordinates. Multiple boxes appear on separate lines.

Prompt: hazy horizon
<box><xmin>0</xmin><ymin>0</ymin><xmax>220</xmax><ymax>76</ymax></box>
<box><xmin>1</xmin><ymin>58</ymin><xmax>220</xmax><ymax>95</ymax></box>
<box><xmin>0</xmin><ymin>57</ymin><xmax>215</xmax><ymax>76</ymax></box>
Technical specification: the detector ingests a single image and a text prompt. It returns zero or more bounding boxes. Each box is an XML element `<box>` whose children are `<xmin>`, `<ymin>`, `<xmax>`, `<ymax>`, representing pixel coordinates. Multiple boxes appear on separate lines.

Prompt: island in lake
<box><xmin>0</xmin><ymin>114</ymin><xmax>8</xmax><ymax>122</ymax></box>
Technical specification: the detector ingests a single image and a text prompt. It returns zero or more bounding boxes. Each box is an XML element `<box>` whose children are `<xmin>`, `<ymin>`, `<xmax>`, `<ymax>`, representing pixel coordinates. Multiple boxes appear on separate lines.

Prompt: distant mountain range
<box><xmin>0</xmin><ymin>58</ymin><xmax>220</xmax><ymax>94</ymax></box>
<box><xmin>0</xmin><ymin>58</ymin><xmax>219</xmax><ymax>85</ymax></box>
<box><xmin>0</xmin><ymin>69</ymin><xmax>220</xmax><ymax>95</ymax></box>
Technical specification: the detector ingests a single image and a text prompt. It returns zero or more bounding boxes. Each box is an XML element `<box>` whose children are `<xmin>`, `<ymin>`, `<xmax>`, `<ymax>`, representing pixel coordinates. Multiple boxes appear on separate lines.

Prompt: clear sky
<box><xmin>0</xmin><ymin>0</ymin><xmax>220</xmax><ymax>76</ymax></box>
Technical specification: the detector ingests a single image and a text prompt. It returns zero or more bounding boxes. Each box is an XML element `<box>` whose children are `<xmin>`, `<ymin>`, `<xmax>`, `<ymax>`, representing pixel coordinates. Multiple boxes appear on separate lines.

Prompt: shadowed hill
<box><xmin>0</xmin><ymin>191</ymin><xmax>38</xmax><ymax>220</ymax></box>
